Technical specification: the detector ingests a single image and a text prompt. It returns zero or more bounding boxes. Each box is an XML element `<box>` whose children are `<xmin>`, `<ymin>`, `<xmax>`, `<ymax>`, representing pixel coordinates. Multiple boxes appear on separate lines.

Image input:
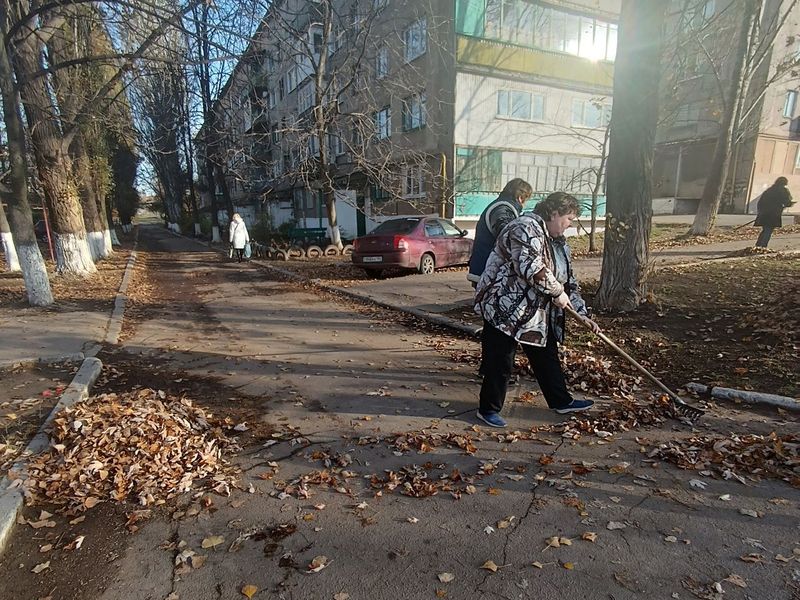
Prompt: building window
<box><xmin>375</xmin><ymin>106</ymin><xmax>391</xmax><ymax>139</ymax></box>
<box><xmin>497</xmin><ymin>90</ymin><xmax>544</xmax><ymax>121</ymax></box>
<box><xmin>402</xmin><ymin>165</ymin><xmax>425</xmax><ymax>198</ymax></box>
<box><xmin>374</xmin><ymin>0</ymin><xmax>388</xmax><ymax>10</ymax></box>
<box><xmin>298</xmin><ymin>83</ymin><xmax>314</xmax><ymax>114</ymax></box>
<box><xmin>402</xmin><ymin>93</ymin><xmax>427</xmax><ymax>130</ymax></box>
<box><xmin>571</xmin><ymin>98</ymin><xmax>610</xmax><ymax>128</ymax></box>
<box><xmin>376</xmin><ymin>46</ymin><xmax>389</xmax><ymax>79</ymax></box>
<box><xmin>329</xmin><ymin>133</ymin><xmax>345</xmax><ymax>156</ymax></box>
<box><xmin>783</xmin><ymin>91</ymin><xmax>797</xmax><ymax>118</ymax></box>
<box><xmin>480</xmin><ymin>2</ymin><xmax>617</xmax><ymax>62</ymax></box>
<box><xmin>404</xmin><ymin>18</ymin><xmax>427</xmax><ymax>62</ymax></box>
<box><xmin>279</xmin><ymin>78</ymin><xmax>285</xmax><ymax>100</ymax></box>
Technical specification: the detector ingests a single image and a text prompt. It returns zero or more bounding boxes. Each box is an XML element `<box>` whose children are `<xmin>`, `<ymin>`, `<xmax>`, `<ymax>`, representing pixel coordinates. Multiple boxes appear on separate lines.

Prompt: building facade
<box><xmin>653</xmin><ymin>0</ymin><xmax>800</xmax><ymax>216</ymax></box>
<box><xmin>206</xmin><ymin>0</ymin><xmax>619</xmax><ymax>237</ymax></box>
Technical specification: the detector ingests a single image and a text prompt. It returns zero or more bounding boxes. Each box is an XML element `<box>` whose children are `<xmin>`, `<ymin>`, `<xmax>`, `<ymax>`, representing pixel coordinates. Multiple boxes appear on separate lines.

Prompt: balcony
<box><xmin>456</xmin><ymin>35</ymin><xmax>614</xmax><ymax>89</ymax></box>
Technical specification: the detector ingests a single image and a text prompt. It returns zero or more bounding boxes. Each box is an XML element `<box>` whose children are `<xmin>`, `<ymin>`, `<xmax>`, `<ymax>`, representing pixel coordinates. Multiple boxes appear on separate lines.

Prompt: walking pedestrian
<box><xmin>229</xmin><ymin>213</ymin><xmax>250</xmax><ymax>263</ymax></box>
<box><xmin>755</xmin><ymin>177</ymin><xmax>794</xmax><ymax>248</ymax></box>
<box><xmin>467</xmin><ymin>178</ymin><xmax>533</xmax><ymax>286</ymax></box>
<box><xmin>468</xmin><ymin>178</ymin><xmax>533</xmax><ymax>382</ymax></box>
<box><xmin>473</xmin><ymin>192</ymin><xmax>600</xmax><ymax>428</ymax></box>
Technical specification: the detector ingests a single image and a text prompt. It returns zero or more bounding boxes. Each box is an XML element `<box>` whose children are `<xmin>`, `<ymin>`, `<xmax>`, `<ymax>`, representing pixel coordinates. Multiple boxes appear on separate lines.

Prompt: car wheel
<box><xmin>418</xmin><ymin>253</ymin><xmax>435</xmax><ymax>275</ymax></box>
<box><xmin>306</xmin><ymin>245</ymin><xmax>323</xmax><ymax>259</ymax></box>
<box><xmin>363</xmin><ymin>269</ymin><xmax>383</xmax><ymax>279</ymax></box>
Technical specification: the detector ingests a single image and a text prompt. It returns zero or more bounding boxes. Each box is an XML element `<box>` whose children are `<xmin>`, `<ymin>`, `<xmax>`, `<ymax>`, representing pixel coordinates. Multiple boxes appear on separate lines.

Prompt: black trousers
<box><xmin>479</xmin><ymin>321</ymin><xmax>572</xmax><ymax>414</ymax></box>
<box><xmin>755</xmin><ymin>226</ymin><xmax>774</xmax><ymax>248</ymax></box>
<box><xmin>234</xmin><ymin>248</ymin><xmax>245</xmax><ymax>262</ymax></box>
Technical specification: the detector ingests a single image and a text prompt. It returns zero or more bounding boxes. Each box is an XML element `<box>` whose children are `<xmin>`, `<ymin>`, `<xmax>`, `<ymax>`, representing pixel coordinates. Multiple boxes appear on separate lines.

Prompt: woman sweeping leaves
<box><xmin>474</xmin><ymin>192</ymin><xmax>600</xmax><ymax>428</ymax></box>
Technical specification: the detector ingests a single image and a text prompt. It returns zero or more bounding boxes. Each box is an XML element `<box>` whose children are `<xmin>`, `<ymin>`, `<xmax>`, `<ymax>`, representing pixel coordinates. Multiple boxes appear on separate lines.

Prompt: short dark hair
<box><xmin>533</xmin><ymin>191</ymin><xmax>582</xmax><ymax>219</ymax></box>
<box><xmin>501</xmin><ymin>178</ymin><xmax>533</xmax><ymax>200</ymax></box>
<box><xmin>775</xmin><ymin>176</ymin><xmax>788</xmax><ymax>186</ymax></box>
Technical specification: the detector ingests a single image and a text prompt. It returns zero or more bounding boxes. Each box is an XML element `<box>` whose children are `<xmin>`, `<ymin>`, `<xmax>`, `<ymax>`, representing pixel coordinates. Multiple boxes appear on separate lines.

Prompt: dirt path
<box><xmin>1</xmin><ymin>225</ymin><xmax>797</xmax><ymax>600</ymax></box>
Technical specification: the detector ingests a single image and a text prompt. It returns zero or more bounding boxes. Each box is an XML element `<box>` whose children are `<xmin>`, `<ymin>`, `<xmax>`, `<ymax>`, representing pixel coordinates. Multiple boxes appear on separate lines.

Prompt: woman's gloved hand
<box><xmin>553</xmin><ymin>291</ymin><xmax>572</xmax><ymax>309</ymax></box>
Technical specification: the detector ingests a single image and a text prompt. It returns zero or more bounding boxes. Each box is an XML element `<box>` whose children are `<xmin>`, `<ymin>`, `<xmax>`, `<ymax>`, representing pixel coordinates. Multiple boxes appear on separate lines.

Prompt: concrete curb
<box><xmin>658</xmin><ymin>248</ymin><xmax>800</xmax><ymax>271</ymax></box>
<box><xmin>105</xmin><ymin>228</ymin><xmax>139</xmax><ymax>345</ymax></box>
<box><xmin>686</xmin><ymin>382</ymin><xmax>800</xmax><ymax>411</ymax></box>
<box><xmin>0</xmin><ymin>352</ymin><xmax>87</xmax><ymax>373</ymax></box>
<box><xmin>0</xmin><ymin>356</ymin><xmax>103</xmax><ymax>555</ymax></box>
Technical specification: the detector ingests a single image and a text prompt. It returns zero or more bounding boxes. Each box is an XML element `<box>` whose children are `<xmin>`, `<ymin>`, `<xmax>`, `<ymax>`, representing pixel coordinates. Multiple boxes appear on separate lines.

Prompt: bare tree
<box><xmin>595</xmin><ymin>0</ymin><xmax>667</xmax><ymax>313</ymax></box>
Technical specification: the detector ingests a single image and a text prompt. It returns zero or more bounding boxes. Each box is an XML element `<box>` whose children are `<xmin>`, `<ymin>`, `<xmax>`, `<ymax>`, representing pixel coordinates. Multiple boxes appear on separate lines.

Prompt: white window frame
<box><xmin>783</xmin><ymin>90</ymin><xmax>798</xmax><ymax>118</ymax></box>
<box><xmin>298</xmin><ymin>82</ymin><xmax>314</xmax><ymax>114</ymax></box>
<box><xmin>376</xmin><ymin>46</ymin><xmax>389</xmax><ymax>79</ymax></box>
<box><xmin>402</xmin><ymin>93</ymin><xmax>427</xmax><ymax>130</ymax></box>
<box><xmin>571</xmin><ymin>98</ymin><xmax>610</xmax><ymax>128</ymax></box>
<box><xmin>497</xmin><ymin>90</ymin><xmax>544</xmax><ymax>121</ymax></box>
<box><xmin>375</xmin><ymin>107</ymin><xmax>391</xmax><ymax>140</ymax></box>
<box><xmin>404</xmin><ymin>18</ymin><xmax>427</xmax><ymax>62</ymax></box>
<box><xmin>402</xmin><ymin>164</ymin><xmax>425</xmax><ymax>199</ymax></box>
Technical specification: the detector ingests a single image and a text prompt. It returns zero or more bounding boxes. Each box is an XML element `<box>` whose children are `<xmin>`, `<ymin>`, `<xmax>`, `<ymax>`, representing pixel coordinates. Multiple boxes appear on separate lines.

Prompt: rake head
<box><xmin>671</xmin><ymin>396</ymin><xmax>705</xmax><ymax>422</ymax></box>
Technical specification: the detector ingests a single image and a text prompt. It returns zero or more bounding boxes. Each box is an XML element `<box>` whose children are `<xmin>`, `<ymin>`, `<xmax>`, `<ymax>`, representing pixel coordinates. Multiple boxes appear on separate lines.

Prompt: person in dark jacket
<box><xmin>473</xmin><ymin>192</ymin><xmax>600</xmax><ymax>428</ymax></box>
<box><xmin>755</xmin><ymin>177</ymin><xmax>794</xmax><ymax>248</ymax></box>
<box><xmin>467</xmin><ymin>178</ymin><xmax>533</xmax><ymax>285</ymax></box>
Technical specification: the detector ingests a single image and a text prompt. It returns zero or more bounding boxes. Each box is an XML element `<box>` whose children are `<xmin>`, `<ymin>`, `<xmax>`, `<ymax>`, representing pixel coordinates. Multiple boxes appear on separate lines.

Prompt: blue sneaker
<box><xmin>476</xmin><ymin>410</ymin><xmax>507</xmax><ymax>428</ymax></box>
<box><xmin>554</xmin><ymin>399</ymin><xmax>595</xmax><ymax>414</ymax></box>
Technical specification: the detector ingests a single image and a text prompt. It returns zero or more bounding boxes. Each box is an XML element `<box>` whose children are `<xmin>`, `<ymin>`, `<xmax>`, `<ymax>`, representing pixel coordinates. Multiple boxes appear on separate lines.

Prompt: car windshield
<box><xmin>371</xmin><ymin>219</ymin><xmax>420</xmax><ymax>235</ymax></box>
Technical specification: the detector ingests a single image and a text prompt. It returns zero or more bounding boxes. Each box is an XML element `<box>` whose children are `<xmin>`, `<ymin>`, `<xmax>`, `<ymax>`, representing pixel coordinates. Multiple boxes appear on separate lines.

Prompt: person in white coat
<box><xmin>229</xmin><ymin>213</ymin><xmax>250</xmax><ymax>262</ymax></box>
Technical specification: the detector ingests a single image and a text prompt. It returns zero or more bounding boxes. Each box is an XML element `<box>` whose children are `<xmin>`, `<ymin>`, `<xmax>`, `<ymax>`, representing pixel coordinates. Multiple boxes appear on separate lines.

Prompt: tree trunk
<box><xmin>72</xmin><ymin>136</ymin><xmax>109</xmax><ymax>261</ymax></box>
<box><xmin>690</xmin><ymin>1</ymin><xmax>757</xmax><ymax>236</ymax></box>
<box><xmin>0</xmin><ymin>201</ymin><xmax>21</xmax><ymax>271</ymax></box>
<box><xmin>594</xmin><ymin>0</ymin><xmax>666</xmax><ymax>313</ymax></box>
<box><xmin>10</xmin><ymin>15</ymin><xmax>95</xmax><ymax>275</ymax></box>
<box><xmin>0</xmin><ymin>17</ymin><xmax>53</xmax><ymax>304</ymax></box>
<box><xmin>214</xmin><ymin>164</ymin><xmax>234</xmax><ymax>222</ymax></box>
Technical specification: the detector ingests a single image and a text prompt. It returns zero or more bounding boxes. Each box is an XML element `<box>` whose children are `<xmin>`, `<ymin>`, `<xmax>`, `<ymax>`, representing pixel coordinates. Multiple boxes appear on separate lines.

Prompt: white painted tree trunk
<box><xmin>88</xmin><ymin>230</ymin><xmax>109</xmax><ymax>261</ymax></box>
<box><xmin>102</xmin><ymin>229</ymin><xmax>114</xmax><ymax>254</ymax></box>
<box><xmin>212</xmin><ymin>225</ymin><xmax>221</xmax><ymax>243</ymax></box>
<box><xmin>110</xmin><ymin>228</ymin><xmax>120</xmax><ymax>246</ymax></box>
<box><xmin>194</xmin><ymin>223</ymin><xmax>201</xmax><ymax>236</ymax></box>
<box><xmin>17</xmin><ymin>243</ymin><xmax>53</xmax><ymax>305</ymax></box>
<box><xmin>329</xmin><ymin>225</ymin><xmax>343</xmax><ymax>249</ymax></box>
<box><xmin>55</xmin><ymin>232</ymin><xmax>96</xmax><ymax>275</ymax></box>
<box><xmin>168</xmin><ymin>222</ymin><xmax>181</xmax><ymax>234</ymax></box>
<box><xmin>1</xmin><ymin>231</ymin><xmax>21</xmax><ymax>272</ymax></box>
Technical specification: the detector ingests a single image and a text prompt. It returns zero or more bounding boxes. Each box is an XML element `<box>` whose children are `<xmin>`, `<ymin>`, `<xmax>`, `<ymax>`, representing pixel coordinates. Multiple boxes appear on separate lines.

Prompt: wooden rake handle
<box><xmin>564</xmin><ymin>305</ymin><xmax>684</xmax><ymax>405</ymax></box>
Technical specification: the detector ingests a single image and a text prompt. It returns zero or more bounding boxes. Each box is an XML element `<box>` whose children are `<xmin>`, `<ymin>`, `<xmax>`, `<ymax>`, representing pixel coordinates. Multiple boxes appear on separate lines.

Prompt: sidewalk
<box><xmin>327</xmin><ymin>233</ymin><xmax>800</xmax><ymax>328</ymax></box>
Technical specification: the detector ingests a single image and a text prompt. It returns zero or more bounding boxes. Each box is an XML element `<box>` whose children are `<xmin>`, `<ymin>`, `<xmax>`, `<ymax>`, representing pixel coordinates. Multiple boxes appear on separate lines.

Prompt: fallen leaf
<box><xmin>464</xmin><ymin>485</ymin><xmax>477</xmax><ymax>495</ymax></box>
<box><xmin>31</xmin><ymin>561</ymin><xmax>50</xmax><ymax>574</ymax></box>
<box><xmin>435</xmin><ymin>590</ymin><xmax>447</xmax><ymax>598</ymax></box>
<box><xmin>664</xmin><ymin>536</ymin><xmax>678</xmax><ymax>543</ymax></box>
<box><xmin>581</xmin><ymin>532</ymin><xmax>597</xmax><ymax>543</ymax></box>
<box><xmin>607</xmin><ymin>521</ymin><xmax>627</xmax><ymax>531</ymax></box>
<box><xmin>201</xmin><ymin>535</ymin><xmax>225</xmax><ymax>549</ymax></box>
<box><xmin>563</xmin><ymin>562</ymin><xmax>575</xmax><ymax>570</ymax></box>
<box><xmin>484</xmin><ymin>526</ymin><xmax>495</xmax><ymax>535</ymax></box>
<box><xmin>480</xmin><ymin>560</ymin><xmax>499</xmax><ymax>572</ymax></box>
<box><xmin>487</xmin><ymin>487</ymin><xmax>501</xmax><ymax>496</ymax></box>
<box><xmin>719</xmin><ymin>494</ymin><xmax>731</xmax><ymax>501</ymax></box>
<box><xmin>497</xmin><ymin>516</ymin><xmax>515</xmax><ymax>529</ymax></box>
<box><xmin>688</xmin><ymin>479</ymin><xmax>707</xmax><ymax>490</ymax></box>
<box><xmin>544</xmin><ymin>536</ymin><xmax>560</xmax><ymax>550</ymax></box>
<box><xmin>531</xmin><ymin>561</ymin><xmax>544</xmax><ymax>569</ymax></box>
<box><xmin>241</xmin><ymin>584</ymin><xmax>258</xmax><ymax>598</ymax></box>
<box><xmin>775</xmin><ymin>554</ymin><xmax>791</xmax><ymax>563</ymax></box>
<box><xmin>437</xmin><ymin>572</ymin><xmax>455</xmax><ymax>583</ymax></box>
<box><xmin>407</xmin><ymin>517</ymin><xmax>419</xmax><ymax>524</ymax></box>
<box><xmin>739</xmin><ymin>508</ymin><xmax>760</xmax><ymax>518</ymax></box>
<box><xmin>724</xmin><ymin>574</ymin><xmax>747</xmax><ymax>588</ymax></box>
<box><xmin>559</xmin><ymin>537</ymin><xmax>573</xmax><ymax>546</ymax></box>
<box><xmin>39</xmin><ymin>544</ymin><xmax>53</xmax><ymax>553</ymax></box>
<box><xmin>740</xmin><ymin>554</ymin><xmax>764</xmax><ymax>563</ymax></box>
<box><xmin>307</xmin><ymin>555</ymin><xmax>329</xmax><ymax>573</ymax></box>
<box><xmin>191</xmin><ymin>555</ymin><xmax>207</xmax><ymax>569</ymax></box>
<box><xmin>334</xmin><ymin>594</ymin><xmax>350</xmax><ymax>600</ymax></box>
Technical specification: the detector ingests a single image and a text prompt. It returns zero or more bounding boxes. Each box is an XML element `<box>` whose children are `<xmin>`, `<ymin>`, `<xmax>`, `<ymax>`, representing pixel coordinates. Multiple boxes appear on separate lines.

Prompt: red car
<box><xmin>351</xmin><ymin>217</ymin><xmax>473</xmax><ymax>277</ymax></box>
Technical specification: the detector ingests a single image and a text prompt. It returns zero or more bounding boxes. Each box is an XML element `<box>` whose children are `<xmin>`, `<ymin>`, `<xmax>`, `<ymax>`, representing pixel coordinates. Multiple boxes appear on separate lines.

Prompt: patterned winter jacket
<box><xmin>474</xmin><ymin>214</ymin><xmax>587</xmax><ymax>347</ymax></box>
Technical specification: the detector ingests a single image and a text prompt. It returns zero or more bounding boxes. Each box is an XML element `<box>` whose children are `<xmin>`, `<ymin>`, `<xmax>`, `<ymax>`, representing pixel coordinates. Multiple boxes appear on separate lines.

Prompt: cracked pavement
<box><xmin>1</xmin><ymin>224</ymin><xmax>798</xmax><ymax>600</ymax></box>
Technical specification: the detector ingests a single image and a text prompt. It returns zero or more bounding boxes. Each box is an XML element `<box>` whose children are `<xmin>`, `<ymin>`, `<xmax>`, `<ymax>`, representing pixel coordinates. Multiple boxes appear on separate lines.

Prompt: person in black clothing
<box><xmin>467</xmin><ymin>178</ymin><xmax>533</xmax><ymax>286</ymax></box>
<box><xmin>755</xmin><ymin>177</ymin><xmax>794</xmax><ymax>248</ymax></box>
<box><xmin>467</xmin><ymin>178</ymin><xmax>533</xmax><ymax>382</ymax></box>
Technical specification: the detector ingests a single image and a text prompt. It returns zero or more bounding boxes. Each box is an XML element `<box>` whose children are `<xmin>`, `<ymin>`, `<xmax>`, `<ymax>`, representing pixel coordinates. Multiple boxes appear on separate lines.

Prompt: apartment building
<box><xmin>653</xmin><ymin>0</ymin><xmax>800</xmax><ymax>216</ymax></box>
<box><xmin>206</xmin><ymin>0</ymin><xmax>619</xmax><ymax>237</ymax></box>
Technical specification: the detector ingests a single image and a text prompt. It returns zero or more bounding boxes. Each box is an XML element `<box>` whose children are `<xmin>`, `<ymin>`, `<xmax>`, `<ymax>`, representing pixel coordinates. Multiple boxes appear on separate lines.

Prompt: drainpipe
<box><xmin>440</xmin><ymin>152</ymin><xmax>447</xmax><ymax>218</ymax></box>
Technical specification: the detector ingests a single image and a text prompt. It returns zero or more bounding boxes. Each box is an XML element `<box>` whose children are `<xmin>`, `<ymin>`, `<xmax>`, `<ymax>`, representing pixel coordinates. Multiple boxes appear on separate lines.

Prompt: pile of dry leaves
<box><xmin>560</xmin><ymin>395</ymin><xmax>675</xmax><ymax>439</ymax></box>
<box><xmin>21</xmin><ymin>389</ymin><xmax>240</xmax><ymax>512</ymax></box>
<box><xmin>648</xmin><ymin>432</ymin><xmax>800</xmax><ymax>487</ymax></box>
<box><xmin>560</xmin><ymin>347</ymin><xmax>642</xmax><ymax>399</ymax></box>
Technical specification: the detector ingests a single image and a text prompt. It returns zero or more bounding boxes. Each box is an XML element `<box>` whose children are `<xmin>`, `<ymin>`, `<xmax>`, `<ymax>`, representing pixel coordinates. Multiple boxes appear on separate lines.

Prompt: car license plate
<box><xmin>363</xmin><ymin>256</ymin><xmax>383</xmax><ymax>263</ymax></box>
